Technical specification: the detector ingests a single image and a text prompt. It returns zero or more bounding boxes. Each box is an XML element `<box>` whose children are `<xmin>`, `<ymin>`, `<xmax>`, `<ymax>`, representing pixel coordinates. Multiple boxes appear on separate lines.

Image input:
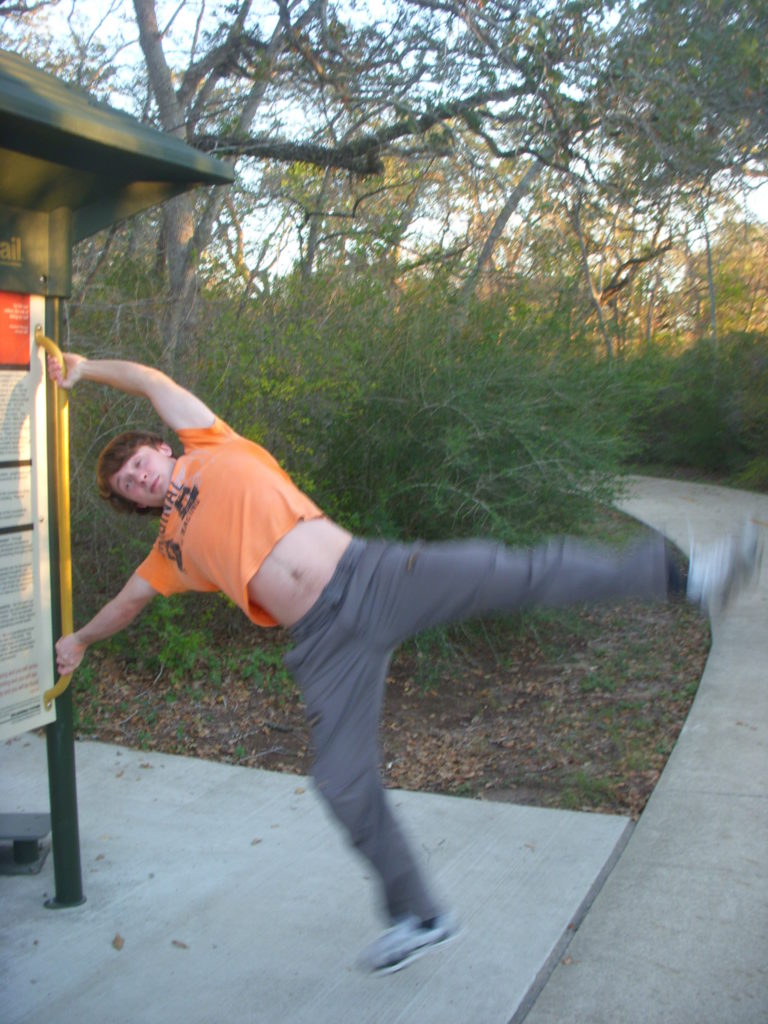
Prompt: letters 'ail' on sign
<box><xmin>0</xmin><ymin>291</ymin><xmax>55</xmax><ymax>740</ymax></box>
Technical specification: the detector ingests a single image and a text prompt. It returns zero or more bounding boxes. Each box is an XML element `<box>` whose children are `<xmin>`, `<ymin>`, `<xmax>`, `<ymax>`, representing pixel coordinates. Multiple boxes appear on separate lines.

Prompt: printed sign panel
<box><xmin>0</xmin><ymin>291</ymin><xmax>55</xmax><ymax>740</ymax></box>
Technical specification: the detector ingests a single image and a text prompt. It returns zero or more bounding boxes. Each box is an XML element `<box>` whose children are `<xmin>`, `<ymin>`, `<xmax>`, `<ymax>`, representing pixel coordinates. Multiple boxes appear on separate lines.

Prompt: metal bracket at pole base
<box><xmin>44</xmin><ymin>894</ymin><xmax>87</xmax><ymax>910</ymax></box>
<box><xmin>0</xmin><ymin>813</ymin><xmax>51</xmax><ymax>876</ymax></box>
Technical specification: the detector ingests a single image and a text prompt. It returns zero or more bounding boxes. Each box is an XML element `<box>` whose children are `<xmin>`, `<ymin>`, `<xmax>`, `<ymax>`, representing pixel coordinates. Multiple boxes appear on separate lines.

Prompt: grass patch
<box><xmin>560</xmin><ymin>770</ymin><xmax>620</xmax><ymax>810</ymax></box>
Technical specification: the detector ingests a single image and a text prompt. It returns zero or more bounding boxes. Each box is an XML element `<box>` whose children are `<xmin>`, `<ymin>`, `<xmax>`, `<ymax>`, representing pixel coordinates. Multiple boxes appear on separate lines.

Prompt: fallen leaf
<box><xmin>112</xmin><ymin>933</ymin><xmax>125</xmax><ymax>951</ymax></box>
<box><xmin>171</xmin><ymin>939</ymin><xmax>189</xmax><ymax>949</ymax></box>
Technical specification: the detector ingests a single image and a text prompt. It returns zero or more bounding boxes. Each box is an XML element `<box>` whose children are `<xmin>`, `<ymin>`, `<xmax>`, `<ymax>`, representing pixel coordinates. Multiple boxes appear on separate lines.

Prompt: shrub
<box><xmin>316</xmin><ymin>299</ymin><xmax>630</xmax><ymax>542</ymax></box>
<box><xmin>623</xmin><ymin>332</ymin><xmax>768</xmax><ymax>488</ymax></box>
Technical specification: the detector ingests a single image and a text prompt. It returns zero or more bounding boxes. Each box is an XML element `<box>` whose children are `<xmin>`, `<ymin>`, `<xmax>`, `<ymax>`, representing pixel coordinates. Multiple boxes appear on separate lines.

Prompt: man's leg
<box><xmin>306</xmin><ymin>666</ymin><xmax>460</xmax><ymax>975</ymax></box>
<box><xmin>285</xmin><ymin>583</ymin><xmax>442</xmax><ymax>925</ymax></box>
<box><xmin>339</xmin><ymin>531</ymin><xmax>670</xmax><ymax>651</ymax></box>
<box><xmin>314</xmin><ymin>745</ymin><xmax>441</xmax><ymax>924</ymax></box>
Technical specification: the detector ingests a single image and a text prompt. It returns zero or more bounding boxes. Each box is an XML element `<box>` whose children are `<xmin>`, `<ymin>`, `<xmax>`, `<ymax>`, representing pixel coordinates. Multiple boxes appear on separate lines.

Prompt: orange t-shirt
<box><xmin>136</xmin><ymin>418</ymin><xmax>323</xmax><ymax>626</ymax></box>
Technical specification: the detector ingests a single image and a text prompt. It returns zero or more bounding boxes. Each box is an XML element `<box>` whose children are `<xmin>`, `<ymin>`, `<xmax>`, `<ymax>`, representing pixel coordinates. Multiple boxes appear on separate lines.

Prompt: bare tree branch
<box><xmin>195</xmin><ymin>84</ymin><xmax>527</xmax><ymax>175</ymax></box>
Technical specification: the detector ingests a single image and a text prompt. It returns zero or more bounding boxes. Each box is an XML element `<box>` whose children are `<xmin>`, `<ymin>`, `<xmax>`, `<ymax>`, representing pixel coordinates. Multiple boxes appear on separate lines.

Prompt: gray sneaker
<box><xmin>358</xmin><ymin>911</ymin><xmax>460</xmax><ymax>975</ymax></box>
<box><xmin>687</xmin><ymin>520</ymin><xmax>762</xmax><ymax>615</ymax></box>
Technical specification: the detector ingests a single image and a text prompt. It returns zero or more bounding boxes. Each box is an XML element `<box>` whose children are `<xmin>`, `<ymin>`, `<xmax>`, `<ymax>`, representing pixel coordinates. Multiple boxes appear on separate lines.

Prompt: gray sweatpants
<box><xmin>284</xmin><ymin>533</ymin><xmax>669</xmax><ymax>923</ymax></box>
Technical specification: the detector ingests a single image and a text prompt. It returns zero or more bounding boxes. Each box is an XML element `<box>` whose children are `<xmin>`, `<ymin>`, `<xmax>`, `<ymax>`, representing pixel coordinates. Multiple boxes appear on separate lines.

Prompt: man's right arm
<box><xmin>55</xmin><ymin>572</ymin><xmax>158</xmax><ymax>677</ymax></box>
<box><xmin>48</xmin><ymin>353</ymin><xmax>215</xmax><ymax>433</ymax></box>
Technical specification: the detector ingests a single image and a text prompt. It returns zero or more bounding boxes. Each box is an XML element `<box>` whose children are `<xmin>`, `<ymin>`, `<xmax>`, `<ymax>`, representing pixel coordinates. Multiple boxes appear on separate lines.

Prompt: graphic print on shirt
<box><xmin>155</xmin><ymin>471</ymin><xmax>201</xmax><ymax>574</ymax></box>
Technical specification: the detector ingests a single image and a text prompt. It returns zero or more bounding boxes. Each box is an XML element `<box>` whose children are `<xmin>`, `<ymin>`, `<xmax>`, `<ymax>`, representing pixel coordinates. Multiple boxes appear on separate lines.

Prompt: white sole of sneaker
<box><xmin>368</xmin><ymin>925</ymin><xmax>463</xmax><ymax>976</ymax></box>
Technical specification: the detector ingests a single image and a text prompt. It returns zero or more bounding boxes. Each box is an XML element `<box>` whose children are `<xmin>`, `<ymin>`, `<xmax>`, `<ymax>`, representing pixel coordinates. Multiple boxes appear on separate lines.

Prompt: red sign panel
<box><xmin>0</xmin><ymin>291</ymin><xmax>31</xmax><ymax>368</ymax></box>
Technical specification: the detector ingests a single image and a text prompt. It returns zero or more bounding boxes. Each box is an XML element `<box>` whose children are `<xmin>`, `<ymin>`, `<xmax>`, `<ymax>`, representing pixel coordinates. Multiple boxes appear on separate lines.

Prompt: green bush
<box><xmin>623</xmin><ymin>333</ymin><xmax>768</xmax><ymax>488</ymax></box>
<box><xmin>107</xmin><ymin>595</ymin><xmax>217</xmax><ymax>686</ymax></box>
<box><xmin>315</xmin><ymin>294</ymin><xmax>630</xmax><ymax>542</ymax></box>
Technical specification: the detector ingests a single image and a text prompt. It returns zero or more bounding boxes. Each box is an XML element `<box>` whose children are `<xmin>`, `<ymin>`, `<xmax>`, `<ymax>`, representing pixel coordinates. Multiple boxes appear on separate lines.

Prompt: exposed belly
<box><xmin>247</xmin><ymin>518</ymin><xmax>353</xmax><ymax>627</ymax></box>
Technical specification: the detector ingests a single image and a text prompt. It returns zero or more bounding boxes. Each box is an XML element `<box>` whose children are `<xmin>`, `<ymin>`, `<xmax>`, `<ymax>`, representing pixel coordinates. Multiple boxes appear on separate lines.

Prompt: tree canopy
<box><xmin>1</xmin><ymin>0</ymin><xmax>766</xmax><ymax>357</ymax></box>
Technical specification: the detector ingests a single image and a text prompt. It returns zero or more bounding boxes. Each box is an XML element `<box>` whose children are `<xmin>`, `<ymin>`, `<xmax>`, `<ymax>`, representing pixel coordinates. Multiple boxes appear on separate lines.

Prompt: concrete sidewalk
<box><xmin>524</xmin><ymin>477</ymin><xmax>768</xmax><ymax>1024</ymax></box>
<box><xmin>1</xmin><ymin>477</ymin><xmax>766</xmax><ymax>1023</ymax></box>
<box><xmin>2</xmin><ymin>738</ymin><xmax>630</xmax><ymax>1024</ymax></box>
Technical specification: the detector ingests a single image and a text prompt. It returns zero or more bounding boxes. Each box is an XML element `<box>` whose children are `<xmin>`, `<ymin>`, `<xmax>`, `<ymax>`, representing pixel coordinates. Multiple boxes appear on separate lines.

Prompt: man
<box><xmin>49</xmin><ymin>352</ymin><xmax>760</xmax><ymax>974</ymax></box>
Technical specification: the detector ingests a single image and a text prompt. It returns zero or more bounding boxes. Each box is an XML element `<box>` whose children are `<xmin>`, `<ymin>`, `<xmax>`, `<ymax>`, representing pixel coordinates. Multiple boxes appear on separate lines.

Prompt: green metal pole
<box><xmin>43</xmin><ymin>295</ymin><xmax>85</xmax><ymax>908</ymax></box>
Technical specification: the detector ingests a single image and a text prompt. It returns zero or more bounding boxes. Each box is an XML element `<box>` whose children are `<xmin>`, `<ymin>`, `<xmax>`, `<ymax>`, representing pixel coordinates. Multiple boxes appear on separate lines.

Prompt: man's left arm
<box><xmin>47</xmin><ymin>353</ymin><xmax>215</xmax><ymax>432</ymax></box>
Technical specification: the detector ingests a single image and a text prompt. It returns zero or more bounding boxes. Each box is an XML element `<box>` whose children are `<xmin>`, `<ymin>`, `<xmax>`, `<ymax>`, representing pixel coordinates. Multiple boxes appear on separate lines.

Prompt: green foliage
<box><xmin>623</xmin><ymin>332</ymin><xmax>768</xmax><ymax>486</ymax></box>
<box><xmin>560</xmin><ymin>769</ymin><xmax>618</xmax><ymax>811</ymax></box>
<box><xmin>405</xmin><ymin>627</ymin><xmax>463</xmax><ymax>693</ymax></box>
<box><xmin>258</xmin><ymin>274</ymin><xmax>632</xmax><ymax>543</ymax></box>
<box><xmin>72</xmin><ymin>663</ymin><xmax>98</xmax><ymax>733</ymax></box>
<box><xmin>68</xmin><ymin>259</ymin><xmax>637</xmax><ymax>561</ymax></box>
<box><xmin>105</xmin><ymin>591</ymin><xmax>295</xmax><ymax>696</ymax></box>
<box><xmin>109</xmin><ymin>596</ymin><xmax>216</xmax><ymax>687</ymax></box>
<box><xmin>605</xmin><ymin>0</ymin><xmax>768</xmax><ymax>195</ymax></box>
<box><xmin>237</xmin><ymin>644</ymin><xmax>295</xmax><ymax>697</ymax></box>
<box><xmin>579</xmin><ymin>671</ymin><xmax>619</xmax><ymax>694</ymax></box>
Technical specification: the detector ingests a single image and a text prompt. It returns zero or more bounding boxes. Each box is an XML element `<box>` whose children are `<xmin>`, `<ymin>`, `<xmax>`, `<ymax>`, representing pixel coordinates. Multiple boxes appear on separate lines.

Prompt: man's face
<box><xmin>109</xmin><ymin>443</ymin><xmax>175</xmax><ymax>509</ymax></box>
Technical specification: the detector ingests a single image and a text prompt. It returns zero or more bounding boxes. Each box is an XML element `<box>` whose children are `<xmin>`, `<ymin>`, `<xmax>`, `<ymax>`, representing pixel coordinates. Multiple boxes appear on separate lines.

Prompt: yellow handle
<box><xmin>34</xmin><ymin>327</ymin><xmax>74</xmax><ymax>710</ymax></box>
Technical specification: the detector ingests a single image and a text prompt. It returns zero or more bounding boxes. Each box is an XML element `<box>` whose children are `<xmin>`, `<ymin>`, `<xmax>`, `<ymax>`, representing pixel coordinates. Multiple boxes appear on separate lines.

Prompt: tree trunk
<box><xmin>701</xmin><ymin>211</ymin><xmax>718</xmax><ymax>350</ymax></box>
<box><xmin>454</xmin><ymin>159</ymin><xmax>543</xmax><ymax>331</ymax></box>
<box><xmin>570</xmin><ymin>199</ymin><xmax>613</xmax><ymax>359</ymax></box>
<box><xmin>132</xmin><ymin>0</ymin><xmax>288</xmax><ymax>365</ymax></box>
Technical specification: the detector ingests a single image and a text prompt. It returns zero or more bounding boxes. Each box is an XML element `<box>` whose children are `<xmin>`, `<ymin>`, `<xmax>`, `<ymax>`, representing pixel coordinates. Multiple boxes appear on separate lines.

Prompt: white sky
<box><xmin>747</xmin><ymin>181</ymin><xmax>768</xmax><ymax>223</ymax></box>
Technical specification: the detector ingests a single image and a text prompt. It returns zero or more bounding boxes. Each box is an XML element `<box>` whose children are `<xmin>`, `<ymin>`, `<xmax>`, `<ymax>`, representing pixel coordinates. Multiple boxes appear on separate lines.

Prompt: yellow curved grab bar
<box><xmin>34</xmin><ymin>327</ymin><xmax>73</xmax><ymax>710</ymax></box>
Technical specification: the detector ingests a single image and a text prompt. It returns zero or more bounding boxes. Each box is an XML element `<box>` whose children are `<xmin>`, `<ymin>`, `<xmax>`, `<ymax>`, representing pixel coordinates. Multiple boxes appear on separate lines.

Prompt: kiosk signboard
<box><xmin>0</xmin><ymin>290</ymin><xmax>54</xmax><ymax>740</ymax></box>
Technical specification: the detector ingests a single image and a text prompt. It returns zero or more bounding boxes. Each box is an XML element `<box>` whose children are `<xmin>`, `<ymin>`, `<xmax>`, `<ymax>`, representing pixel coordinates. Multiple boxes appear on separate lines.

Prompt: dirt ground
<box><xmin>72</xmin><ymin>595</ymin><xmax>710</xmax><ymax>821</ymax></box>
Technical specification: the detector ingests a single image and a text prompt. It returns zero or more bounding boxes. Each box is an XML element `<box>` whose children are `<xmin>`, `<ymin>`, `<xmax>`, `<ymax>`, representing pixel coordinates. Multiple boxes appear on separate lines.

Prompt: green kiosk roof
<box><xmin>0</xmin><ymin>49</ymin><xmax>233</xmax><ymax>242</ymax></box>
